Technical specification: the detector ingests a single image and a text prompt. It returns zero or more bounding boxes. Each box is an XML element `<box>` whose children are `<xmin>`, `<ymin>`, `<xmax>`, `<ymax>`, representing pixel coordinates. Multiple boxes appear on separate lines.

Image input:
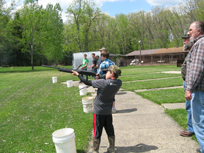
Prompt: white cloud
<box><xmin>145</xmin><ymin>0</ymin><xmax>182</xmax><ymax>6</ymax></box>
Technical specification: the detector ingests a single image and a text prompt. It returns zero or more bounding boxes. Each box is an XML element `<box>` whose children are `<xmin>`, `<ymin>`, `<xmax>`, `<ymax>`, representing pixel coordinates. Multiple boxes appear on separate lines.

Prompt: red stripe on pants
<box><xmin>93</xmin><ymin>113</ymin><xmax>96</xmax><ymax>139</ymax></box>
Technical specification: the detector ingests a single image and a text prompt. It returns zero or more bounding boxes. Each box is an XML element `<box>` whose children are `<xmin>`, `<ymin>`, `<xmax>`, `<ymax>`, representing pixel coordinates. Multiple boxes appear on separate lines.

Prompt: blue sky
<box><xmin>101</xmin><ymin>0</ymin><xmax>152</xmax><ymax>16</ymax></box>
<box><xmin>101</xmin><ymin>0</ymin><xmax>183</xmax><ymax>16</ymax></box>
<box><xmin>6</xmin><ymin>0</ymin><xmax>183</xmax><ymax>22</ymax></box>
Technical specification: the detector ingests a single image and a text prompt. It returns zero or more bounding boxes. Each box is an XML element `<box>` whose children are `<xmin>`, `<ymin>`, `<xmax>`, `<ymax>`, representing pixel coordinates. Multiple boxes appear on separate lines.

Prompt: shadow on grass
<box><xmin>117</xmin><ymin>108</ymin><xmax>137</xmax><ymax>114</ymax></box>
<box><xmin>77</xmin><ymin>149</ymin><xmax>86</xmax><ymax>153</ymax></box>
<box><xmin>100</xmin><ymin>143</ymin><xmax>158</xmax><ymax>153</ymax></box>
<box><xmin>116</xmin><ymin>92</ymin><xmax>127</xmax><ymax>95</ymax></box>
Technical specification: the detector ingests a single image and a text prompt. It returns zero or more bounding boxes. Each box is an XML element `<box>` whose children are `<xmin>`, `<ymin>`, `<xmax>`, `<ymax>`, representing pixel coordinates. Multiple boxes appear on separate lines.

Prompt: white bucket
<box><xmin>67</xmin><ymin>80</ymin><xmax>72</xmax><ymax>87</ymax></box>
<box><xmin>52</xmin><ymin>128</ymin><xmax>76</xmax><ymax>153</ymax></box>
<box><xmin>52</xmin><ymin>77</ymin><xmax>57</xmax><ymax>83</ymax></box>
<box><xmin>91</xmin><ymin>93</ymin><xmax>97</xmax><ymax>100</ymax></box>
<box><xmin>79</xmin><ymin>85</ymin><xmax>87</xmax><ymax>96</ymax></box>
<box><xmin>82</xmin><ymin>97</ymin><xmax>93</xmax><ymax>113</ymax></box>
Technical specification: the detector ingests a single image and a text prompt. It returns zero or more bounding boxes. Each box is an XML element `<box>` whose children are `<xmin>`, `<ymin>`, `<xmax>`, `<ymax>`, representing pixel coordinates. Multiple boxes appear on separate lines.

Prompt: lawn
<box><xmin>136</xmin><ymin>88</ymin><xmax>185</xmax><ymax>105</ymax></box>
<box><xmin>120</xmin><ymin>73</ymin><xmax>180</xmax><ymax>82</ymax></box>
<box><xmin>120</xmin><ymin>65</ymin><xmax>181</xmax><ymax>76</ymax></box>
<box><xmin>0</xmin><ymin>67</ymin><xmax>93</xmax><ymax>152</ymax></box>
<box><xmin>165</xmin><ymin>109</ymin><xmax>197</xmax><ymax>141</ymax></box>
<box><xmin>121</xmin><ymin>77</ymin><xmax>183</xmax><ymax>91</ymax></box>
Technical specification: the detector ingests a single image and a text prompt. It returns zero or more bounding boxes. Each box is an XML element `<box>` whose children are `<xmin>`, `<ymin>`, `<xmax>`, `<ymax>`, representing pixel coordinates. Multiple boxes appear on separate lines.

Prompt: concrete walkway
<box><xmin>162</xmin><ymin>103</ymin><xmax>185</xmax><ymax>110</ymax></box>
<box><xmin>87</xmin><ymin>89</ymin><xmax>199</xmax><ymax>153</ymax></box>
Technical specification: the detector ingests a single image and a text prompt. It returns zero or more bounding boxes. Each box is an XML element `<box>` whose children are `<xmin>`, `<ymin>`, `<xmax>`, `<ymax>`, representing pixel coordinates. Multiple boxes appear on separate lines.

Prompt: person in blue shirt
<box><xmin>96</xmin><ymin>51</ymin><xmax>117</xmax><ymax>113</ymax></box>
<box><xmin>97</xmin><ymin>51</ymin><xmax>115</xmax><ymax>76</ymax></box>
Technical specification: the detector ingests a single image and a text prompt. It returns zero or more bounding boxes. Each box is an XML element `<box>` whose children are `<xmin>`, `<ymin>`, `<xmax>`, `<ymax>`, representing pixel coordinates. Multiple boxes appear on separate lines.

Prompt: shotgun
<box><xmin>42</xmin><ymin>65</ymin><xmax>98</xmax><ymax>77</ymax></box>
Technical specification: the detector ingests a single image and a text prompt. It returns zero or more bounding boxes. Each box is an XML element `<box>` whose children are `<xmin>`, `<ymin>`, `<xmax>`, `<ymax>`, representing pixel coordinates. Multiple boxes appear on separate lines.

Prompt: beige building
<box><xmin>126</xmin><ymin>47</ymin><xmax>188</xmax><ymax>66</ymax></box>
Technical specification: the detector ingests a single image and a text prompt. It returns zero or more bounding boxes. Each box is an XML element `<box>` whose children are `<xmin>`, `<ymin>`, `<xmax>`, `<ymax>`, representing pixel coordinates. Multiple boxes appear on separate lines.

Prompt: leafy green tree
<box><xmin>20</xmin><ymin>0</ymin><xmax>44</xmax><ymax>70</ymax></box>
<box><xmin>42</xmin><ymin>3</ymin><xmax>64</xmax><ymax>65</ymax></box>
<box><xmin>0</xmin><ymin>0</ymin><xmax>16</xmax><ymax>65</ymax></box>
<box><xmin>66</xmin><ymin>0</ymin><xmax>101</xmax><ymax>52</ymax></box>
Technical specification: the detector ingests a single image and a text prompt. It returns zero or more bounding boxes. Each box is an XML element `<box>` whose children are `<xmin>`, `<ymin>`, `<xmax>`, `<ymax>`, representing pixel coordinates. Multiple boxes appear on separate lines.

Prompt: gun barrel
<box><xmin>42</xmin><ymin>65</ymin><xmax>97</xmax><ymax>76</ymax></box>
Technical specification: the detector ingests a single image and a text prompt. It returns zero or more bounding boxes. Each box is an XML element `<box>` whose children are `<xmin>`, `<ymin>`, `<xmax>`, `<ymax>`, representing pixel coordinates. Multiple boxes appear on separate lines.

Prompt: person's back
<box><xmin>92</xmin><ymin>79</ymin><xmax>122</xmax><ymax>115</ymax></box>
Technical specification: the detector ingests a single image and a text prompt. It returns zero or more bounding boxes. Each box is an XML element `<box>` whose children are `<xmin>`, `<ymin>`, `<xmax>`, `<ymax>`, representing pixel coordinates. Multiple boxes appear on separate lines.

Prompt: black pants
<box><xmin>80</xmin><ymin>69</ymin><xmax>88</xmax><ymax>81</ymax></box>
<box><xmin>93</xmin><ymin>114</ymin><xmax>114</xmax><ymax>139</ymax></box>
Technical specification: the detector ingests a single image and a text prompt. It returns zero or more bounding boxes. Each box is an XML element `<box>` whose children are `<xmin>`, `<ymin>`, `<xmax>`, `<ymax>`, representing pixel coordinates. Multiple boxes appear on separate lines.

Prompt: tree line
<box><xmin>0</xmin><ymin>0</ymin><xmax>203</xmax><ymax>69</ymax></box>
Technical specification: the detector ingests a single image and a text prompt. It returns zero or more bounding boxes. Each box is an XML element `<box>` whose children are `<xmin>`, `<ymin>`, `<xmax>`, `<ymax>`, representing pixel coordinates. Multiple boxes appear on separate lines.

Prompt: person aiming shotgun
<box><xmin>72</xmin><ymin>65</ymin><xmax>122</xmax><ymax>153</ymax></box>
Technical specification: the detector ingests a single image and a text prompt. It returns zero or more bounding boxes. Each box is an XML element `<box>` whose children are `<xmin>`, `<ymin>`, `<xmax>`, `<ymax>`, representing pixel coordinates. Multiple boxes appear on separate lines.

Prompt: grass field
<box><xmin>0</xmin><ymin>65</ymin><xmax>192</xmax><ymax>151</ymax></box>
<box><xmin>165</xmin><ymin>109</ymin><xmax>197</xmax><ymax>141</ymax></box>
<box><xmin>0</xmin><ymin>67</ymin><xmax>92</xmax><ymax>152</ymax></box>
<box><xmin>121</xmin><ymin>77</ymin><xmax>183</xmax><ymax>91</ymax></box>
<box><xmin>136</xmin><ymin>88</ymin><xmax>185</xmax><ymax>105</ymax></box>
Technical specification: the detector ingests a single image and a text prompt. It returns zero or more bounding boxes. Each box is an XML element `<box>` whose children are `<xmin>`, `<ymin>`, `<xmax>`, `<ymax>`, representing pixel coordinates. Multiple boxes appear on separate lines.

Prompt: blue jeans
<box><xmin>191</xmin><ymin>90</ymin><xmax>204</xmax><ymax>153</ymax></box>
<box><xmin>183</xmin><ymin>81</ymin><xmax>194</xmax><ymax>133</ymax></box>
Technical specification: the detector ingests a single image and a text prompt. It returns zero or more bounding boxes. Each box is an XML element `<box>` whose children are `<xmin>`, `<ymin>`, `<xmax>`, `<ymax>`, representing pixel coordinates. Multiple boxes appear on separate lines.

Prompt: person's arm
<box><xmin>186</xmin><ymin>42</ymin><xmax>204</xmax><ymax>91</ymax></box>
<box><xmin>81</xmin><ymin>63</ymin><xmax>88</xmax><ymax>69</ymax></box>
<box><xmin>72</xmin><ymin>70</ymin><xmax>92</xmax><ymax>85</ymax></box>
<box><xmin>78</xmin><ymin>75</ymin><xmax>92</xmax><ymax>86</ymax></box>
<box><xmin>88</xmin><ymin>63</ymin><xmax>95</xmax><ymax>68</ymax></box>
<box><xmin>181</xmin><ymin>58</ymin><xmax>187</xmax><ymax>81</ymax></box>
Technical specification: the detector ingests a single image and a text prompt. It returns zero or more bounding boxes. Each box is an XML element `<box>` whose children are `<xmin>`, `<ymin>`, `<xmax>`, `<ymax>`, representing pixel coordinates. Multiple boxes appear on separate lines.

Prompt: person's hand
<box><xmin>80</xmin><ymin>67</ymin><xmax>83</xmax><ymax>70</ymax></box>
<box><xmin>185</xmin><ymin>90</ymin><xmax>192</xmax><ymax>101</ymax></box>
<box><xmin>72</xmin><ymin>70</ymin><xmax>79</xmax><ymax>76</ymax></box>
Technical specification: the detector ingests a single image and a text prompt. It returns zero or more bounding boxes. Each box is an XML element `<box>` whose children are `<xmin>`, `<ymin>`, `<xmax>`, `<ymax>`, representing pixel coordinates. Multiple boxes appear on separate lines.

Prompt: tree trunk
<box><xmin>31</xmin><ymin>44</ymin><xmax>34</xmax><ymax>70</ymax></box>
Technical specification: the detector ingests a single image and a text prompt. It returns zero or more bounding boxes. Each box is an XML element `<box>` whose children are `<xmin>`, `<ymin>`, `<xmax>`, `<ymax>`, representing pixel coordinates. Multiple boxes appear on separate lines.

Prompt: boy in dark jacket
<box><xmin>72</xmin><ymin>65</ymin><xmax>122</xmax><ymax>153</ymax></box>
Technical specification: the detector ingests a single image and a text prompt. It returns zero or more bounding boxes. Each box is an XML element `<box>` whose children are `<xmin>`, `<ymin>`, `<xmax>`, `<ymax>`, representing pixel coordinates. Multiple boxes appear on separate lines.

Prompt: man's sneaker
<box><xmin>112</xmin><ymin>108</ymin><xmax>117</xmax><ymax>114</ymax></box>
<box><xmin>180</xmin><ymin>130</ymin><xmax>194</xmax><ymax>137</ymax></box>
<box><xmin>196</xmin><ymin>148</ymin><xmax>201</xmax><ymax>153</ymax></box>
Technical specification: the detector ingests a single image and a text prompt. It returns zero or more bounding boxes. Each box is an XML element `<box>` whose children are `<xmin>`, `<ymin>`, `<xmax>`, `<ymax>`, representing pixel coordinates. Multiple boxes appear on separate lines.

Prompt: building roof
<box><xmin>126</xmin><ymin>49</ymin><xmax>160</xmax><ymax>56</ymax></box>
<box><xmin>152</xmin><ymin>47</ymin><xmax>188</xmax><ymax>55</ymax></box>
<box><xmin>110</xmin><ymin>53</ymin><xmax>126</xmax><ymax>57</ymax></box>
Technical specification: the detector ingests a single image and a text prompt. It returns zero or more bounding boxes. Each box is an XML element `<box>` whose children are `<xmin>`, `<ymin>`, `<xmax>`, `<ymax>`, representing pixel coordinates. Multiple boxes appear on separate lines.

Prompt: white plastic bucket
<box><xmin>52</xmin><ymin>128</ymin><xmax>76</xmax><ymax>153</ymax></box>
<box><xmin>82</xmin><ymin>97</ymin><xmax>93</xmax><ymax>113</ymax></box>
<box><xmin>52</xmin><ymin>77</ymin><xmax>57</xmax><ymax>83</ymax></box>
<box><xmin>91</xmin><ymin>93</ymin><xmax>97</xmax><ymax>100</ymax></box>
<box><xmin>79</xmin><ymin>85</ymin><xmax>87</xmax><ymax>96</ymax></box>
<box><xmin>67</xmin><ymin>80</ymin><xmax>72</xmax><ymax>87</ymax></box>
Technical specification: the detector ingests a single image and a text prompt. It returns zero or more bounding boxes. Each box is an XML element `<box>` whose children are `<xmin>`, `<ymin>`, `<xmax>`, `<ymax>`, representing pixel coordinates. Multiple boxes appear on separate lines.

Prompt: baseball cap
<box><xmin>182</xmin><ymin>34</ymin><xmax>190</xmax><ymax>39</ymax></box>
<box><xmin>108</xmin><ymin>65</ymin><xmax>121</xmax><ymax>76</ymax></box>
<box><xmin>99</xmin><ymin>47</ymin><xmax>106</xmax><ymax>52</ymax></box>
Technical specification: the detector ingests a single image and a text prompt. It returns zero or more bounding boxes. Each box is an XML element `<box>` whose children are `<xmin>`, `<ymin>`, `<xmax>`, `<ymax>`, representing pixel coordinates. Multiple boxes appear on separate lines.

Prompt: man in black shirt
<box><xmin>88</xmin><ymin>53</ymin><xmax>98</xmax><ymax>74</ymax></box>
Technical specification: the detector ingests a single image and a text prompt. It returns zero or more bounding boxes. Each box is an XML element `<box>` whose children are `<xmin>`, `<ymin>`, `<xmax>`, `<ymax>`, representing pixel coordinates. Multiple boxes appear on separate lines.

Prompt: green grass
<box><xmin>136</xmin><ymin>88</ymin><xmax>185</xmax><ymax>105</ymax></box>
<box><xmin>121</xmin><ymin>77</ymin><xmax>183</xmax><ymax>91</ymax></box>
<box><xmin>165</xmin><ymin>109</ymin><xmax>197</xmax><ymax>141</ymax></box>
<box><xmin>120</xmin><ymin>65</ymin><xmax>180</xmax><ymax>76</ymax></box>
<box><xmin>0</xmin><ymin>65</ymin><xmax>72</xmax><ymax>73</ymax></box>
<box><xmin>120</xmin><ymin>73</ymin><xmax>180</xmax><ymax>82</ymax></box>
<box><xmin>0</xmin><ymin>68</ymin><xmax>93</xmax><ymax>152</ymax></box>
<box><xmin>0</xmin><ymin>65</ymin><xmax>192</xmax><ymax>151</ymax></box>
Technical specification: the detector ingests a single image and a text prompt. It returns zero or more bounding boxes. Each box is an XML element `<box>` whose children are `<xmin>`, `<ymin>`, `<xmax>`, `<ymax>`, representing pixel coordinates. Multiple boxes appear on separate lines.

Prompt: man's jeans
<box><xmin>183</xmin><ymin>81</ymin><xmax>194</xmax><ymax>133</ymax></box>
<box><xmin>191</xmin><ymin>90</ymin><xmax>204</xmax><ymax>153</ymax></box>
